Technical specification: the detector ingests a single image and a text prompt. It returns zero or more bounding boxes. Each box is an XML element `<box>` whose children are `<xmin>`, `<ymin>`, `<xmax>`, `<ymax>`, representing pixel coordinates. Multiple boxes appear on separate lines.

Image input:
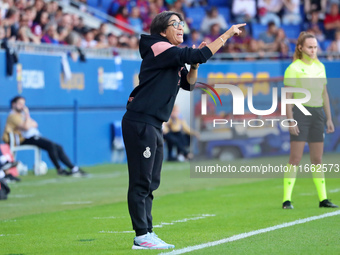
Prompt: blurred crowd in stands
<box><xmin>1</xmin><ymin>0</ymin><xmax>340</xmax><ymax>58</ymax></box>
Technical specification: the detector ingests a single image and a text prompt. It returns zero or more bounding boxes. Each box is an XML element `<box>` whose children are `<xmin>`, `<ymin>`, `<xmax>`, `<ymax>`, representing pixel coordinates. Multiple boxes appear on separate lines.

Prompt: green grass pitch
<box><xmin>1</xmin><ymin>154</ymin><xmax>339</xmax><ymax>255</ymax></box>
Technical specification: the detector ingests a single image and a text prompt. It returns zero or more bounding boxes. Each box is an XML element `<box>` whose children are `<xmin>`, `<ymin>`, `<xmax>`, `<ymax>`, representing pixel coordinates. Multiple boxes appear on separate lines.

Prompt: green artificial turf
<box><xmin>0</xmin><ymin>154</ymin><xmax>339</xmax><ymax>255</ymax></box>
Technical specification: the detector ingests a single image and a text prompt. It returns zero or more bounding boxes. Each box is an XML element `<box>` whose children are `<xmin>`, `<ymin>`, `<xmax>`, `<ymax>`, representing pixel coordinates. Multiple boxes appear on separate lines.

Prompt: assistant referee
<box><xmin>282</xmin><ymin>32</ymin><xmax>338</xmax><ymax>209</ymax></box>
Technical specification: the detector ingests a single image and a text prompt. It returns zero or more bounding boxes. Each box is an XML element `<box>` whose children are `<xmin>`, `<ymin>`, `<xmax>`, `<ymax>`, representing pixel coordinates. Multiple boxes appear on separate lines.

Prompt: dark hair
<box><xmin>267</xmin><ymin>21</ymin><xmax>276</xmax><ymax>28</ymax></box>
<box><xmin>150</xmin><ymin>11</ymin><xmax>183</xmax><ymax>35</ymax></box>
<box><xmin>10</xmin><ymin>96</ymin><xmax>25</xmax><ymax>107</ymax></box>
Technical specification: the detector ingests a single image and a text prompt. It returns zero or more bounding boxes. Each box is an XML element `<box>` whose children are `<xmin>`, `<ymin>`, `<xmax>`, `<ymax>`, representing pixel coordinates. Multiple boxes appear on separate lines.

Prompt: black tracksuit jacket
<box><xmin>123</xmin><ymin>34</ymin><xmax>213</xmax><ymax>128</ymax></box>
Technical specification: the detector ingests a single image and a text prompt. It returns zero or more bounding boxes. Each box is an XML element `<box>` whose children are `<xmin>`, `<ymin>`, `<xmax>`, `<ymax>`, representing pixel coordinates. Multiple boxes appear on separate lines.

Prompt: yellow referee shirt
<box><xmin>283</xmin><ymin>59</ymin><xmax>327</xmax><ymax>107</ymax></box>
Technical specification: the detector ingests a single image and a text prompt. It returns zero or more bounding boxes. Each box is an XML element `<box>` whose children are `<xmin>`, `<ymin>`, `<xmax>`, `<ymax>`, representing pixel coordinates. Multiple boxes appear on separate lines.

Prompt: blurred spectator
<box><xmin>328</xmin><ymin>29</ymin><xmax>340</xmax><ymax>53</ymax></box>
<box><xmin>258</xmin><ymin>0</ymin><xmax>283</xmax><ymax>27</ymax></box>
<box><xmin>275</xmin><ymin>28</ymin><xmax>290</xmax><ymax>51</ymax></box>
<box><xmin>65</xmin><ymin>30</ymin><xmax>81</xmax><ymax>46</ymax></box>
<box><xmin>115</xmin><ymin>6</ymin><xmax>133</xmax><ymax>34</ymax></box>
<box><xmin>200</xmin><ymin>6</ymin><xmax>228</xmax><ymax>34</ymax></box>
<box><xmin>185</xmin><ymin>29</ymin><xmax>202</xmax><ymax>47</ymax></box>
<box><xmin>128</xmin><ymin>6</ymin><xmax>143</xmax><ymax>33</ymax></box>
<box><xmin>95</xmin><ymin>32</ymin><xmax>108</xmax><ymax>48</ymax></box>
<box><xmin>230</xmin><ymin>26</ymin><xmax>252</xmax><ymax>52</ymax></box>
<box><xmin>41</xmin><ymin>23</ymin><xmax>59</xmax><ymax>44</ymax></box>
<box><xmin>118</xmin><ymin>34</ymin><xmax>130</xmax><ymax>48</ymax></box>
<box><xmin>129</xmin><ymin>35</ymin><xmax>139</xmax><ymax>50</ymax></box>
<box><xmin>304</xmin><ymin>10</ymin><xmax>325</xmax><ymax>42</ymax></box>
<box><xmin>17</xmin><ymin>13</ymin><xmax>40</xmax><ymax>43</ymax></box>
<box><xmin>245</xmin><ymin>38</ymin><xmax>263</xmax><ymax>60</ymax></box>
<box><xmin>154</xmin><ymin>0</ymin><xmax>167</xmax><ymax>14</ymax></box>
<box><xmin>107</xmin><ymin>32</ymin><xmax>118</xmax><ymax>47</ymax></box>
<box><xmin>282</xmin><ymin>0</ymin><xmax>301</xmax><ymax>25</ymax></box>
<box><xmin>81</xmin><ymin>28</ymin><xmax>97</xmax><ymax>48</ymax></box>
<box><xmin>57</xmin><ymin>13</ymin><xmax>72</xmax><ymax>34</ymax></box>
<box><xmin>163</xmin><ymin>105</ymin><xmax>197</xmax><ymax>161</ymax></box>
<box><xmin>142</xmin><ymin>1</ymin><xmax>159</xmax><ymax>32</ymax></box>
<box><xmin>184</xmin><ymin>0</ymin><xmax>208</xmax><ymax>7</ymax></box>
<box><xmin>46</xmin><ymin>1</ymin><xmax>59</xmax><ymax>21</ymax></box>
<box><xmin>31</xmin><ymin>10</ymin><xmax>48</xmax><ymax>37</ymax></box>
<box><xmin>24</xmin><ymin>5</ymin><xmax>36</xmax><ymax>28</ymax></box>
<box><xmin>73</xmin><ymin>16</ymin><xmax>86</xmax><ymax>34</ymax></box>
<box><xmin>0</xmin><ymin>0</ymin><xmax>12</xmax><ymax>19</ymax></box>
<box><xmin>278</xmin><ymin>41</ymin><xmax>290</xmax><ymax>59</ymax></box>
<box><xmin>34</xmin><ymin>0</ymin><xmax>45</xmax><ymax>15</ymax></box>
<box><xmin>15</xmin><ymin>0</ymin><xmax>28</xmax><ymax>11</ymax></box>
<box><xmin>324</xmin><ymin>3</ymin><xmax>340</xmax><ymax>39</ymax></box>
<box><xmin>58</xmin><ymin>26</ymin><xmax>70</xmax><ymax>44</ymax></box>
<box><xmin>204</xmin><ymin>23</ymin><xmax>221</xmax><ymax>43</ymax></box>
<box><xmin>98</xmin><ymin>22</ymin><xmax>109</xmax><ymax>35</ymax></box>
<box><xmin>3</xmin><ymin>7</ymin><xmax>20</xmax><ymax>39</ymax></box>
<box><xmin>232</xmin><ymin>0</ymin><xmax>256</xmax><ymax>24</ymax></box>
<box><xmin>305</xmin><ymin>0</ymin><xmax>327</xmax><ymax>20</ymax></box>
<box><xmin>108</xmin><ymin>0</ymin><xmax>128</xmax><ymax>17</ymax></box>
<box><xmin>258</xmin><ymin>21</ymin><xmax>278</xmax><ymax>52</ymax></box>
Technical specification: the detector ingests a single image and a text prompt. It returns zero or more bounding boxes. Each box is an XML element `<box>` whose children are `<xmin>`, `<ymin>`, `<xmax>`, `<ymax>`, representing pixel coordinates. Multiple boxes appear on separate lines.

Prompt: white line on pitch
<box><xmin>160</xmin><ymin>210</ymin><xmax>340</xmax><ymax>255</ymax></box>
<box><xmin>99</xmin><ymin>214</ymin><xmax>215</xmax><ymax>234</ymax></box>
<box><xmin>61</xmin><ymin>201</ymin><xmax>92</xmax><ymax>205</ymax></box>
<box><xmin>329</xmin><ymin>188</ymin><xmax>340</xmax><ymax>193</ymax></box>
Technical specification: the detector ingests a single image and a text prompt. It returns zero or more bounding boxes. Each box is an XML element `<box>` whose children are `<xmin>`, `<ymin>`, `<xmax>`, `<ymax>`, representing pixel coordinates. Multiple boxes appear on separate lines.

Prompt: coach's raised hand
<box><xmin>207</xmin><ymin>23</ymin><xmax>246</xmax><ymax>55</ymax></box>
<box><xmin>225</xmin><ymin>23</ymin><xmax>247</xmax><ymax>38</ymax></box>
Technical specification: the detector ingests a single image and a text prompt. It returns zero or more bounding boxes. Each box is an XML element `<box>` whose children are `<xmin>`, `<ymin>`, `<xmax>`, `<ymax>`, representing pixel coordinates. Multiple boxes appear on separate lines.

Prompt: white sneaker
<box><xmin>150</xmin><ymin>232</ymin><xmax>175</xmax><ymax>248</ymax></box>
<box><xmin>132</xmin><ymin>232</ymin><xmax>175</xmax><ymax>249</ymax></box>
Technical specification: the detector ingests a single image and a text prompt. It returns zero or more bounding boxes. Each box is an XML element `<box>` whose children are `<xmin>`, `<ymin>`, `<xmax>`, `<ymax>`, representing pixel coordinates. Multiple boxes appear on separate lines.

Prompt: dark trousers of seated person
<box><xmin>164</xmin><ymin>132</ymin><xmax>190</xmax><ymax>160</ymax></box>
<box><xmin>22</xmin><ymin>136</ymin><xmax>74</xmax><ymax>170</ymax></box>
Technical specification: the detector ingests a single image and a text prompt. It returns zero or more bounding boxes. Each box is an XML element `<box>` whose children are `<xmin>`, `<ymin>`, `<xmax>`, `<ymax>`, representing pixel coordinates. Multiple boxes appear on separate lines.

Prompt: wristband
<box><xmin>219</xmin><ymin>37</ymin><xmax>225</xmax><ymax>46</ymax></box>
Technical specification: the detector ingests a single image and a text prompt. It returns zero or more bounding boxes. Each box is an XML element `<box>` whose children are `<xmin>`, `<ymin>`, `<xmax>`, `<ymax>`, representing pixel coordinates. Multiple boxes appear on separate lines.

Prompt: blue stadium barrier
<box><xmin>1</xmin><ymin>50</ymin><xmax>339</xmax><ymax>168</ymax></box>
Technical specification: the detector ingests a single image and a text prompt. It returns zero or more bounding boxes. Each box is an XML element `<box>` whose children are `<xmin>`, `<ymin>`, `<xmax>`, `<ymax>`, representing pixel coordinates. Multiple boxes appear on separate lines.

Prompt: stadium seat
<box><xmin>8</xmin><ymin>132</ymin><xmax>42</xmax><ymax>175</ymax></box>
<box><xmin>289</xmin><ymin>42</ymin><xmax>296</xmax><ymax>52</ymax></box>
<box><xmin>218</xmin><ymin>7</ymin><xmax>230</xmax><ymax>24</ymax></box>
<box><xmin>321</xmin><ymin>40</ymin><xmax>332</xmax><ymax>51</ymax></box>
<box><xmin>251</xmin><ymin>23</ymin><xmax>267</xmax><ymax>39</ymax></box>
<box><xmin>99</xmin><ymin>0</ymin><xmax>113</xmax><ymax>13</ymax></box>
<box><xmin>281</xmin><ymin>25</ymin><xmax>301</xmax><ymax>39</ymax></box>
<box><xmin>185</xmin><ymin>7</ymin><xmax>206</xmax><ymax>30</ymax></box>
<box><xmin>87</xmin><ymin>0</ymin><xmax>99</xmax><ymax>8</ymax></box>
<box><xmin>208</xmin><ymin>0</ymin><xmax>231</xmax><ymax>7</ymax></box>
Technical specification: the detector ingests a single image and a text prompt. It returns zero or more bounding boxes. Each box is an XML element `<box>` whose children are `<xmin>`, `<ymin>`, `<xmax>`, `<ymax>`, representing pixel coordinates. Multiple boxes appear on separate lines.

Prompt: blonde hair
<box><xmin>293</xmin><ymin>32</ymin><xmax>317</xmax><ymax>62</ymax></box>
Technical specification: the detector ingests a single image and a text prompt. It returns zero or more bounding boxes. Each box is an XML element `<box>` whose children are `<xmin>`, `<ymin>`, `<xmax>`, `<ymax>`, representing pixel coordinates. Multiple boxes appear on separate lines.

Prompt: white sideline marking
<box><xmin>0</xmin><ymin>234</ymin><xmax>23</xmax><ymax>237</ymax></box>
<box><xmin>160</xmin><ymin>210</ymin><xmax>340</xmax><ymax>255</ymax></box>
<box><xmin>93</xmin><ymin>216</ymin><xmax>118</xmax><ymax>219</ymax></box>
<box><xmin>99</xmin><ymin>230</ymin><xmax>134</xmax><ymax>234</ymax></box>
<box><xmin>329</xmin><ymin>188</ymin><xmax>340</xmax><ymax>193</ymax></box>
<box><xmin>11</xmin><ymin>194</ymin><xmax>34</xmax><ymax>198</ymax></box>
<box><xmin>61</xmin><ymin>201</ymin><xmax>92</xmax><ymax>205</ymax></box>
<box><xmin>153</xmin><ymin>214</ymin><xmax>215</xmax><ymax>228</ymax></box>
<box><xmin>99</xmin><ymin>214</ymin><xmax>215</xmax><ymax>234</ymax></box>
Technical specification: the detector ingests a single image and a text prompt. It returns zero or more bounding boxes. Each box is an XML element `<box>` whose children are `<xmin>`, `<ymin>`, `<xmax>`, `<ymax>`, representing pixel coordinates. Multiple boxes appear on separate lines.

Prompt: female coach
<box><xmin>122</xmin><ymin>11</ymin><xmax>245</xmax><ymax>249</ymax></box>
<box><xmin>282</xmin><ymin>32</ymin><xmax>338</xmax><ymax>209</ymax></box>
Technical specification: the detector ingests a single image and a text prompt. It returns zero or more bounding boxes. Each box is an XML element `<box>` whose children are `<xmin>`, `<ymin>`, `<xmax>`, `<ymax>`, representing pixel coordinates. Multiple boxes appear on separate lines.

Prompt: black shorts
<box><xmin>291</xmin><ymin>106</ymin><xmax>325</xmax><ymax>143</ymax></box>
